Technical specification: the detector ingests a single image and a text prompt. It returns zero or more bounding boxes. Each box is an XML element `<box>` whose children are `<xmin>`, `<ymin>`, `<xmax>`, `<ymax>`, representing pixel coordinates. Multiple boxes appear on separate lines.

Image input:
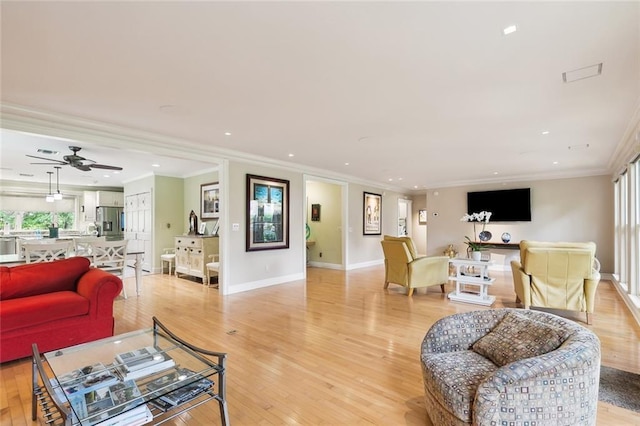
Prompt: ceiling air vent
<box><xmin>562</xmin><ymin>63</ymin><xmax>603</xmax><ymax>83</ymax></box>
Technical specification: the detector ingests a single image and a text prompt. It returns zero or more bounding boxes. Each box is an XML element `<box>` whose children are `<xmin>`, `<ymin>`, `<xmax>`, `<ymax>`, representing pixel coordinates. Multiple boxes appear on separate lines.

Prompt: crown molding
<box><xmin>1</xmin><ymin>103</ymin><xmax>410</xmax><ymax>194</ymax></box>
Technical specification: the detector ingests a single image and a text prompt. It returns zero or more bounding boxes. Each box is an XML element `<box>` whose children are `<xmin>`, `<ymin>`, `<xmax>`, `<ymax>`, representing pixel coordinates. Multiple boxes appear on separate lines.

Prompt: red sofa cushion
<box><xmin>0</xmin><ymin>257</ymin><xmax>90</xmax><ymax>300</ymax></box>
<box><xmin>0</xmin><ymin>291</ymin><xmax>90</xmax><ymax>332</ymax></box>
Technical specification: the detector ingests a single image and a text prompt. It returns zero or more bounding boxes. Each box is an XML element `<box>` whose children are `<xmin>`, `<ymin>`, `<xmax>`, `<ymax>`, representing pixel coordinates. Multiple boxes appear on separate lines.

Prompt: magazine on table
<box><xmin>114</xmin><ymin>346</ymin><xmax>175</xmax><ymax>381</ymax></box>
<box><xmin>145</xmin><ymin>367</ymin><xmax>214</xmax><ymax>408</ymax></box>
<box><xmin>50</xmin><ymin>362</ymin><xmax>119</xmax><ymax>411</ymax></box>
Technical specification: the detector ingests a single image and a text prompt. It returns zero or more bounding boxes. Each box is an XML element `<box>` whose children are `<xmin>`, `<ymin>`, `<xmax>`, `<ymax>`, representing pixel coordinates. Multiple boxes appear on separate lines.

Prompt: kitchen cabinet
<box><xmin>175</xmin><ymin>236</ymin><xmax>219</xmax><ymax>281</ymax></box>
<box><xmin>125</xmin><ymin>192</ymin><xmax>152</xmax><ymax>271</ymax></box>
<box><xmin>96</xmin><ymin>191</ymin><xmax>125</xmax><ymax>207</ymax></box>
<box><xmin>83</xmin><ymin>191</ymin><xmax>97</xmax><ymax>222</ymax></box>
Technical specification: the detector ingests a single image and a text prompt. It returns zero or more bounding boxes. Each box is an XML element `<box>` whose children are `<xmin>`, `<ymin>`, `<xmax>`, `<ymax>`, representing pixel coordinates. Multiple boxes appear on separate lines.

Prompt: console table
<box><xmin>32</xmin><ymin>317</ymin><xmax>228</xmax><ymax>425</ymax></box>
<box><xmin>448</xmin><ymin>258</ymin><xmax>496</xmax><ymax>306</ymax></box>
<box><xmin>476</xmin><ymin>242</ymin><xmax>520</xmax><ymax>250</ymax></box>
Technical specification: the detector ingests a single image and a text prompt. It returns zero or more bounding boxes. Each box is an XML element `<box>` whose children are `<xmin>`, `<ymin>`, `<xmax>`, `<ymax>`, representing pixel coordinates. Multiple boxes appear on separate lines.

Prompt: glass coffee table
<box><xmin>32</xmin><ymin>317</ymin><xmax>228</xmax><ymax>425</ymax></box>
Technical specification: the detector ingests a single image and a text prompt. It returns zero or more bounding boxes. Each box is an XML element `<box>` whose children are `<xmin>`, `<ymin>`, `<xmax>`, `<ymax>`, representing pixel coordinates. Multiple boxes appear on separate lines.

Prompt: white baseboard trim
<box><xmin>307</xmin><ymin>261</ymin><xmax>343</xmax><ymax>270</ymax></box>
<box><xmin>610</xmin><ymin>276</ymin><xmax>640</xmax><ymax>328</ymax></box>
<box><xmin>345</xmin><ymin>259</ymin><xmax>384</xmax><ymax>271</ymax></box>
<box><xmin>225</xmin><ymin>273</ymin><xmax>304</xmax><ymax>295</ymax></box>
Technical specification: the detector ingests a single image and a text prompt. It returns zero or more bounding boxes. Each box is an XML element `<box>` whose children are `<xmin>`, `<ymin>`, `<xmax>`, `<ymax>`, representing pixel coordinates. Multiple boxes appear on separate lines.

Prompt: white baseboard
<box><xmin>225</xmin><ymin>273</ymin><xmax>305</xmax><ymax>295</ymax></box>
<box><xmin>307</xmin><ymin>261</ymin><xmax>343</xmax><ymax>270</ymax></box>
<box><xmin>345</xmin><ymin>259</ymin><xmax>384</xmax><ymax>271</ymax></box>
<box><xmin>610</xmin><ymin>276</ymin><xmax>640</xmax><ymax>328</ymax></box>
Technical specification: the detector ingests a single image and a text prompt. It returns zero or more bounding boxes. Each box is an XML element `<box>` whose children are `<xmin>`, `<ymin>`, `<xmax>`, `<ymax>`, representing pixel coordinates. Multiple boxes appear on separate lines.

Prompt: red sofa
<box><xmin>0</xmin><ymin>257</ymin><xmax>123</xmax><ymax>363</ymax></box>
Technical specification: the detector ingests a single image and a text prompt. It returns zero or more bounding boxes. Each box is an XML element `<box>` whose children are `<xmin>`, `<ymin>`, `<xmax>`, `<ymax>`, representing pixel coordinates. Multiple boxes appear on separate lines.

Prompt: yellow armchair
<box><xmin>510</xmin><ymin>240</ymin><xmax>601</xmax><ymax>324</ymax></box>
<box><xmin>380</xmin><ymin>236</ymin><xmax>449</xmax><ymax>296</ymax></box>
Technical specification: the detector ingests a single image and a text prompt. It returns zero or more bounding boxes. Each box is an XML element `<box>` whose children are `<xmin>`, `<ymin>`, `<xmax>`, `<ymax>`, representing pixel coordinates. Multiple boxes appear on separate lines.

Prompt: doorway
<box><xmin>304</xmin><ymin>177</ymin><xmax>346</xmax><ymax>269</ymax></box>
<box><xmin>398</xmin><ymin>198</ymin><xmax>412</xmax><ymax>237</ymax></box>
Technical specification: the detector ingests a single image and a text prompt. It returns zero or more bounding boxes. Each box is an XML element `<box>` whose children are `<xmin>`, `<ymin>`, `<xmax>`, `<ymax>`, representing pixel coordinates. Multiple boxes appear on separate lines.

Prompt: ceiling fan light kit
<box><xmin>45</xmin><ymin>171</ymin><xmax>54</xmax><ymax>203</ymax></box>
<box><xmin>27</xmin><ymin>146</ymin><xmax>123</xmax><ymax>172</ymax></box>
<box><xmin>53</xmin><ymin>166</ymin><xmax>63</xmax><ymax>200</ymax></box>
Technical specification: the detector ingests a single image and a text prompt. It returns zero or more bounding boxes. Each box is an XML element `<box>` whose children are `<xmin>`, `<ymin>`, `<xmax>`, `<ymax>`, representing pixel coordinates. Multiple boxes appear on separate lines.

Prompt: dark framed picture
<box><xmin>246</xmin><ymin>174</ymin><xmax>290</xmax><ymax>251</ymax></box>
<box><xmin>419</xmin><ymin>209</ymin><xmax>427</xmax><ymax>224</ymax></box>
<box><xmin>201</xmin><ymin>182</ymin><xmax>220</xmax><ymax>219</ymax></box>
<box><xmin>363</xmin><ymin>191</ymin><xmax>382</xmax><ymax>235</ymax></box>
<box><xmin>311</xmin><ymin>204</ymin><xmax>321</xmax><ymax>221</ymax></box>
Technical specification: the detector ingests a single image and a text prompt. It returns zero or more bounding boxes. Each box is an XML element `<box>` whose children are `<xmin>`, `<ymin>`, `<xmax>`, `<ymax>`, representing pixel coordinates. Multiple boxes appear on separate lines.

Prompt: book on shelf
<box><xmin>93</xmin><ymin>403</ymin><xmax>152</xmax><ymax>426</ymax></box>
<box><xmin>114</xmin><ymin>346</ymin><xmax>175</xmax><ymax>381</ymax></box>
<box><xmin>79</xmin><ymin>379</ymin><xmax>145</xmax><ymax>425</ymax></box>
<box><xmin>145</xmin><ymin>367</ymin><xmax>214</xmax><ymax>408</ymax></box>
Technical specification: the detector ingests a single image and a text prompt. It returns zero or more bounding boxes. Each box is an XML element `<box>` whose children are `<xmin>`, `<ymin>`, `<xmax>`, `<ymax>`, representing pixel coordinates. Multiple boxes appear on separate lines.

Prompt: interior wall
<box><xmin>306</xmin><ymin>180</ymin><xmax>342</xmax><ymax>266</ymax></box>
<box><xmin>154</xmin><ymin>175</ymin><xmax>184</xmax><ymax>267</ymax></box>
<box><xmin>425</xmin><ymin>175</ymin><xmax>614</xmax><ymax>271</ymax></box>
<box><xmin>225</xmin><ymin>160</ymin><xmax>305</xmax><ymax>293</ymax></box>
<box><xmin>346</xmin><ymin>184</ymin><xmax>410</xmax><ymax>267</ymax></box>
<box><xmin>411</xmin><ymin>193</ymin><xmax>427</xmax><ymax>255</ymax></box>
<box><xmin>183</xmin><ymin>170</ymin><xmax>219</xmax><ymax>235</ymax></box>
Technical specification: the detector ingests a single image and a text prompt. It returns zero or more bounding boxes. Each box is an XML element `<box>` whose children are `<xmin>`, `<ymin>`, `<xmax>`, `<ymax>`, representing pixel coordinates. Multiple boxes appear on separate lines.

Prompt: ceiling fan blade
<box><xmin>90</xmin><ymin>164</ymin><xmax>123</xmax><ymax>171</ymax></box>
<box><xmin>73</xmin><ymin>164</ymin><xmax>93</xmax><ymax>172</ymax></box>
<box><xmin>26</xmin><ymin>155</ymin><xmax>67</xmax><ymax>164</ymax></box>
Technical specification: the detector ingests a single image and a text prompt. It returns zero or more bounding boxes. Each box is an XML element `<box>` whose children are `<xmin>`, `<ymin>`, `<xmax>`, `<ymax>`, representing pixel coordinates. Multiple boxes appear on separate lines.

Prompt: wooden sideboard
<box><xmin>175</xmin><ymin>236</ymin><xmax>219</xmax><ymax>282</ymax></box>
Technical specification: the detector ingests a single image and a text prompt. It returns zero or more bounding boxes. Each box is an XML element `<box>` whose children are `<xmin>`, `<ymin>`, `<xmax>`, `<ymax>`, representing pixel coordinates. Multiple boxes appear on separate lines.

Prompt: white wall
<box><xmin>425</xmin><ymin>175</ymin><xmax>614</xmax><ymax>271</ymax></box>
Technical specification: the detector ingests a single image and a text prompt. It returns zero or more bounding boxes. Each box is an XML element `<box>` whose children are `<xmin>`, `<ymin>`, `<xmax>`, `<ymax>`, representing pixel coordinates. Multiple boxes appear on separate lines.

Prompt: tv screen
<box><xmin>467</xmin><ymin>188</ymin><xmax>531</xmax><ymax>222</ymax></box>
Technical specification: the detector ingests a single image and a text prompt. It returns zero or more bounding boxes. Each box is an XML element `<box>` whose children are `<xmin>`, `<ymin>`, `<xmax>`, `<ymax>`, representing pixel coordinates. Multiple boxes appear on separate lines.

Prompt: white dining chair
<box><xmin>73</xmin><ymin>236</ymin><xmax>106</xmax><ymax>257</ymax></box>
<box><xmin>160</xmin><ymin>248</ymin><xmax>176</xmax><ymax>276</ymax></box>
<box><xmin>22</xmin><ymin>241</ymin><xmax>73</xmax><ymax>263</ymax></box>
<box><xmin>91</xmin><ymin>240</ymin><xmax>128</xmax><ymax>299</ymax></box>
<box><xmin>205</xmin><ymin>254</ymin><xmax>220</xmax><ymax>287</ymax></box>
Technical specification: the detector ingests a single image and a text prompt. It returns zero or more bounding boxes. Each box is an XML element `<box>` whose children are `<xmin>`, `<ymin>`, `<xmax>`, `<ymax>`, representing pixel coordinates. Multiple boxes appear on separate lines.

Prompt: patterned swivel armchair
<box><xmin>421</xmin><ymin>308</ymin><xmax>601</xmax><ymax>425</ymax></box>
<box><xmin>380</xmin><ymin>235</ymin><xmax>449</xmax><ymax>296</ymax></box>
<box><xmin>510</xmin><ymin>240</ymin><xmax>601</xmax><ymax>324</ymax></box>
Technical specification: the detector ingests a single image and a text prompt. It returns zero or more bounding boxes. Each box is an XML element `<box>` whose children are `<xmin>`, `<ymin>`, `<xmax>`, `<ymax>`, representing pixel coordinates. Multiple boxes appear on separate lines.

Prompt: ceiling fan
<box><xmin>27</xmin><ymin>146</ymin><xmax>123</xmax><ymax>171</ymax></box>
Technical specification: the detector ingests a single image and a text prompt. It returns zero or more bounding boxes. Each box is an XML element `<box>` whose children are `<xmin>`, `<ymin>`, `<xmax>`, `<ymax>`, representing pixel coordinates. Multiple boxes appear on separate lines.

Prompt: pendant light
<box><xmin>53</xmin><ymin>166</ymin><xmax>63</xmax><ymax>200</ymax></box>
<box><xmin>45</xmin><ymin>171</ymin><xmax>54</xmax><ymax>202</ymax></box>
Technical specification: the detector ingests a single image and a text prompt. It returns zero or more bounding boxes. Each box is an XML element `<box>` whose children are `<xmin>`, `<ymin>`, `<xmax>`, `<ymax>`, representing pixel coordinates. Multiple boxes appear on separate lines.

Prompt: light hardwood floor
<box><xmin>2</xmin><ymin>265</ymin><xmax>639</xmax><ymax>425</ymax></box>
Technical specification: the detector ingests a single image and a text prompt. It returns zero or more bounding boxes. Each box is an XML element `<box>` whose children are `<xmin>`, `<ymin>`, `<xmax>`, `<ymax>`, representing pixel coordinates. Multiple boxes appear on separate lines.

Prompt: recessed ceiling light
<box><xmin>398</xmin><ymin>178</ymin><xmax>403</xmax><ymax>181</ymax></box>
<box><xmin>493</xmin><ymin>172</ymin><xmax>499</xmax><ymax>175</ymax></box>
<box><xmin>103</xmin><ymin>175</ymin><xmax>110</xmax><ymax>178</ymax></box>
<box><xmin>388</xmin><ymin>178</ymin><xmax>393</xmax><ymax>182</ymax></box>
<box><xmin>414</xmin><ymin>185</ymin><xmax>419</xmax><ymax>189</ymax></box>
<box><xmin>503</xmin><ymin>25</ymin><xmax>517</xmax><ymax>35</ymax></box>
<box><xmin>553</xmin><ymin>161</ymin><xmax>559</xmax><ymax>165</ymax></box>
<box><xmin>152</xmin><ymin>164</ymin><xmax>160</xmax><ymax>167</ymax></box>
<box><xmin>224</xmin><ymin>132</ymin><xmax>231</xmax><ymax>136</ymax></box>
<box><xmin>113</xmin><ymin>171</ymin><xmax>120</xmax><ymax>174</ymax></box>
<box><xmin>344</xmin><ymin>162</ymin><xmax>350</xmax><ymax>166</ymax></box>
<box><xmin>288</xmin><ymin>153</ymin><xmax>294</xmax><ymax>157</ymax></box>
<box><xmin>542</xmin><ymin>131</ymin><xmax>550</xmax><ymax>135</ymax></box>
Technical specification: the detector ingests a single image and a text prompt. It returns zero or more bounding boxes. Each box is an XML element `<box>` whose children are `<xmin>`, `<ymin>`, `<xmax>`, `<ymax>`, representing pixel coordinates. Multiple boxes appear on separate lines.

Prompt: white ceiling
<box><xmin>1</xmin><ymin>1</ymin><xmax>639</xmax><ymax>191</ymax></box>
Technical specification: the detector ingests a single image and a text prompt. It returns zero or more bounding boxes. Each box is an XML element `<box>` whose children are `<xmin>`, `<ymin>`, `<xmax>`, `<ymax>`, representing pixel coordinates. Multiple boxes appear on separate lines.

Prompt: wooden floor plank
<box><xmin>1</xmin><ymin>265</ymin><xmax>638</xmax><ymax>425</ymax></box>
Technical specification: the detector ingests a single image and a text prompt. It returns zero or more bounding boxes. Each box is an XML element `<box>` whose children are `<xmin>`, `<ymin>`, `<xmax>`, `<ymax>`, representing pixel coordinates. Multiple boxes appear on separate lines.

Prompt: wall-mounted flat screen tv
<box><xmin>467</xmin><ymin>188</ymin><xmax>531</xmax><ymax>222</ymax></box>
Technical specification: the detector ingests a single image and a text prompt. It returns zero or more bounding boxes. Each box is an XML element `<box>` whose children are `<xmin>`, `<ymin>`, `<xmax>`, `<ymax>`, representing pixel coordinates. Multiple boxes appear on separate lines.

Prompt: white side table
<box><xmin>448</xmin><ymin>258</ymin><xmax>496</xmax><ymax>306</ymax></box>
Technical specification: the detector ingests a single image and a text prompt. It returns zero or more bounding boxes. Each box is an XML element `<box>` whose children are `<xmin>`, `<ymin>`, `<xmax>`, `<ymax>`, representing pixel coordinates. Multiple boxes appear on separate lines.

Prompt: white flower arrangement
<box><xmin>460</xmin><ymin>211</ymin><xmax>492</xmax><ymax>223</ymax></box>
<box><xmin>460</xmin><ymin>211</ymin><xmax>492</xmax><ymax>247</ymax></box>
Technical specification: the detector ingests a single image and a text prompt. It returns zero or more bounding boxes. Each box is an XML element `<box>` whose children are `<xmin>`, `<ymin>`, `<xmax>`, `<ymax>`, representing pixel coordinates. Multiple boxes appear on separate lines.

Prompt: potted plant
<box><xmin>465</xmin><ymin>236</ymin><xmax>483</xmax><ymax>261</ymax></box>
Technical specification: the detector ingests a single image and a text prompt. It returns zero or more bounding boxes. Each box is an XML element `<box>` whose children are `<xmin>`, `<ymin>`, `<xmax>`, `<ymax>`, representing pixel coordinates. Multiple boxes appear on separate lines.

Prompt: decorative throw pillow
<box><xmin>471</xmin><ymin>311</ymin><xmax>566</xmax><ymax>367</ymax></box>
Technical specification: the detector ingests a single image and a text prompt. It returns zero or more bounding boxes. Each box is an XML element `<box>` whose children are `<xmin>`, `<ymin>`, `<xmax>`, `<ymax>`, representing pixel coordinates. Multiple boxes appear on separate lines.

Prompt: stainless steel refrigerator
<box><xmin>96</xmin><ymin>206</ymin><xmax>124</xmax><ymax>240</ymax></box>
